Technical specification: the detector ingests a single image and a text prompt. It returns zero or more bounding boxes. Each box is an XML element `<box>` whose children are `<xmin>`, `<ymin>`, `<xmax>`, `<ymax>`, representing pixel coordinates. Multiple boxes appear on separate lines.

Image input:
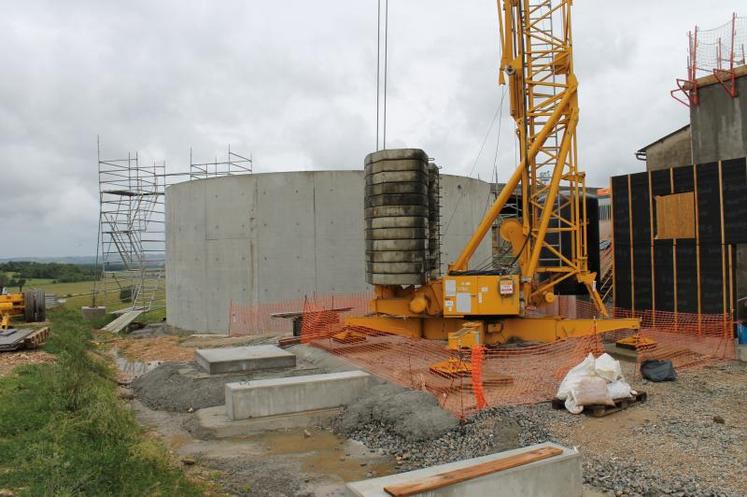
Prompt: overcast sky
<box><xmin>0</xmin><ymin>1</ymin><xmax>739</xmax><ymax>257</ymax></box>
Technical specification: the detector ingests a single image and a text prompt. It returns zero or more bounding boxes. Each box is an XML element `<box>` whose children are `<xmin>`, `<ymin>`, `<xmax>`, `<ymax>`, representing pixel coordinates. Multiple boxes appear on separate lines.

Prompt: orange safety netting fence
<box><xmin>574</xmin><ymin>299</ymin><xmax>736</xmax><ymax>369</ymax></box>
<box><xmin>228</xmin><ymin>292</ymin><xmax>371</xmax><ymax>336</ymax></box>
<box><xmin>298</xmin><ymin>295</ymin><xmax>736</xmax><ymax>418</ymax></box>
<box><xmin>299</xmin><ymin>296</ymin><xmax>605</xmax><ymax>417</ymax></box>
<box><xmin>230</xmin><ymin>292</ymin><xmax>737</xmax><ymax>417</ymax></box>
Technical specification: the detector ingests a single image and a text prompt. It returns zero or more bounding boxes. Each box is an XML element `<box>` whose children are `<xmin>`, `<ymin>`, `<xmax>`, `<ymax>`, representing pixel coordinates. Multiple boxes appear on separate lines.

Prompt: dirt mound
<box><xmin>132</xmin><ymin>351</ymin><xmax>335</xmax><ymax>412</ymax></box>
<box><xmin>132</xmin><ymin>363</ymin><xmax>237</xmax><ymax>411</ymax></box>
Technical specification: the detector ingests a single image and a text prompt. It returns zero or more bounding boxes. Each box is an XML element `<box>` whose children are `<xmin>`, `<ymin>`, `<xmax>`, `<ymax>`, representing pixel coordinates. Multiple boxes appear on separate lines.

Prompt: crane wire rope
<box><xmin>376</xmin><ymin>0</ymin><xmax>381</xmax><ymax>149</ymax></box>
<box><xmin>375</xmin><ymin>0</ymin><xmax>390</xmax><ymax>150</ymax></box>
<box><xmin>443</xmin><ymin>85</ymin><xmax>507</xmax><ymax>238</ymax></box>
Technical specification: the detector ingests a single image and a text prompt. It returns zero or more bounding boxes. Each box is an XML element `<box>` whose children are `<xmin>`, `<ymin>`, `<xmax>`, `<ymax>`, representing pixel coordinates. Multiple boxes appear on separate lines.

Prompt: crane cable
<box><xmin>376</xmin><ymin>0</ymin><xmax>390</xmax><ymax>151</ymax></box>
<box><xmin>443</xmin><ymin>85</ymin><xmax>507</xmax><ymax>237</ymax></box>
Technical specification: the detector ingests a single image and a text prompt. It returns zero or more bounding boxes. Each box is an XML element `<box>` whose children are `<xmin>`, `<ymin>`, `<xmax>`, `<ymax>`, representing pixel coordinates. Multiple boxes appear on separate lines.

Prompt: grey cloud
<box><xmin>0</xmin><ymin>0</ymin><xmax>737</xmax><ymax>256</ymax></box>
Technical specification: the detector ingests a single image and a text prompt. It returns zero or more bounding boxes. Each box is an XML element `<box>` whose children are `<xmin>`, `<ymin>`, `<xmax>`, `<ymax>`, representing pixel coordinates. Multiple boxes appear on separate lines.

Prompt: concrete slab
<box><xmin>195</xmin><ymin>345</ymin><xmax>296</xmax><ymax>374</ymax></box>
<box><xmin>225</xmin><ymin>370</ymin><xmax>371</xmax><ymax>421</ymax></box>
<box><xmin>194</xmin><ymin>405</ymin><xmax>342</xmax><ymax>439</ymax></box>
<box><xmin>603</xmin><ymin>343</ymin><xmax>638</xmax><ymax>361</ymax></box>
<box><xmin>81</xmin><ymin>306</ymin><xmax>106</xmax><ymax>321</ymax></box>
<box><xmin>737</xmin><ymin>344</ymin><xmax>747</xmax><ymax>363</ymax></box>
<box><xmin>345</xmin><ymin>442</ymin><xmax>581</xmax><ymax>497</ymax></box>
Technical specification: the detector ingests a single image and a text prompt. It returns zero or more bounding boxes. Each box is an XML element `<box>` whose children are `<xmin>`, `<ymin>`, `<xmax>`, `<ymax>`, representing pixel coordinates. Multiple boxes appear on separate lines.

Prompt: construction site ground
<box><xmin>105</xmin><ymin>327</ymin><xmax>747</xmax><ymax>497</ymax></box>
<box><xmin>0</xmin><ymin>349</ymin><xmax>55</xmax><ymax>377</ymax></box>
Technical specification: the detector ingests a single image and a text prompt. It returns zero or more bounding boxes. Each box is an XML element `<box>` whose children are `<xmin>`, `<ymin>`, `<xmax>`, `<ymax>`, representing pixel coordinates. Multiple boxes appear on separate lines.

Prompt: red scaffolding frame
<box><xmin>672</xmin><ymin>13</ymin><xmax>746</xmax><ymax>107</ymax></box>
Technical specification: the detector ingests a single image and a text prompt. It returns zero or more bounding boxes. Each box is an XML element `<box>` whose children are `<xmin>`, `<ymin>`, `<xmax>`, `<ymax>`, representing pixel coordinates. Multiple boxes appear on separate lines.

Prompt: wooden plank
<box><xmin>655</xmin><ymin>192</ymin><xmax>695</xmax><ymax>239</ymax></box>
<box><xmin>383</xmin><ymin>447</ymin><xmax>563</xmax><ymax>497</ymax></box>
<box><xmin>683</xmin><ymin>65</ymin><xmax>747</xmax><ymax>89</ymax></box>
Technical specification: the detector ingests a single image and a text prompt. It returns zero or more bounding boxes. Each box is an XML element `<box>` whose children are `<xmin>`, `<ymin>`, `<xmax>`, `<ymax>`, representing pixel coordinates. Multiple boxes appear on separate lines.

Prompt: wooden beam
<box><xmin>628</xmin><ymin>175</ymin><xmax>635</xmax><ymax>312</ymax></box>
<box><xmin>693</xmin><ymin>163</ymin><xmax>701</xmax><ymax>333</ymax></box>
<box><xmin>383</xmin><ymin>447</ymin><xmax>564</xmax><ymax>497</ymax></box>
<box><xmin>648</xmin><ymin>171</ymin><xmax>656</xmax><ymax>322</ymax></box>
<box><xmin>683</xmin><ymin>64</ymin><xmax>747</xmax><ymax>90</ymax></box>
<box><xmin>671</xmin><ymin>168</ymin><xmax>678</xmax><ymax>326</ymax></box>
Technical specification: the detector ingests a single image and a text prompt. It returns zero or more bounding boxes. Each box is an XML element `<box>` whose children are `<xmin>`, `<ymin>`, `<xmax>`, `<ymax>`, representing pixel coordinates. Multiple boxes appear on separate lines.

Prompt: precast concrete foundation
<box><xmin>194</xmin><ymin>345</ymin><xmax>296</xmax><ymax>374</ymax></box>
<box><xmin>345</xmin><ymin>442</ymin><xmax>581</xmax><ymax>497</ymax></box>
<box><xmin>225</xmin><ymin>370</ymin><xmax>371</xmax><ymax>420</ymax></box>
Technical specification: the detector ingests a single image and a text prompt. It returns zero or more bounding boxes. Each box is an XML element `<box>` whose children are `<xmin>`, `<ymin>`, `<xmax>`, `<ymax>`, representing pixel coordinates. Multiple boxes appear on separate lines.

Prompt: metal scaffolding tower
<box><xmin>189</xmin><ymin>145</ymin><xmax>253</xmax><ymax>180</ymax></box>
<box><xmin>94</xmin><ymin>138</ymin><xmax>166</xmax><ymax>316</ymax></box>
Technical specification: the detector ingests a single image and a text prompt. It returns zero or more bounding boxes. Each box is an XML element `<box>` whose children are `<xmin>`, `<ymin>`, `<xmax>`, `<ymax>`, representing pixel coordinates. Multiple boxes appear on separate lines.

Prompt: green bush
<box><xmin>0</xmin><ymin>309</ymin><xmax>203</xmax><ymax>497</ymax></box>
<box><xmin>0</xmin><ymin>261</ymin><xmax>99</xmax><ymax>283</ymax></box>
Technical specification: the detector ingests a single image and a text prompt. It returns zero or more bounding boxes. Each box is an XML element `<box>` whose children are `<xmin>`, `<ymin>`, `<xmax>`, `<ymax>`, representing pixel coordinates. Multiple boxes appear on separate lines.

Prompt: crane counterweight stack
<box><xmin>346</xmin><ymin>0</ymin><xmax>640</xmax><ymax>347</ymax></box>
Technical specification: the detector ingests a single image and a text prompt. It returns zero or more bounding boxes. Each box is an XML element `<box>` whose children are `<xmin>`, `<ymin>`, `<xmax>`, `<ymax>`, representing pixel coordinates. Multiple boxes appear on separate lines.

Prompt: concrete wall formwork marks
<box><xmin>646</xmin><ymin>127</ymin><xmax>692</xmax><ymax>171</ymax></box>
<box><xmin>691</xmin><ymin>76</ymin><xmax>747</xmax><ymax>164</ymax></box>
<box><xmin>166</xmin><ymin>171</ymin><xmax>492</xmax><ymax>333</ymax></box>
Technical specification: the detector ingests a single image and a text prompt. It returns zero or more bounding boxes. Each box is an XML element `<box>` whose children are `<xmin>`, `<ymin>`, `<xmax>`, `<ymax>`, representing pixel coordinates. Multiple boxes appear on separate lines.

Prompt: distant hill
<box><xmin>0</xmin><ymin>254</ymin><xmax>166</xmax><ymax>265</ymax></box>
<box><xmin>0</xmin><ymin>256</ymin><xmax>99</xmax><ymax>264</ymax></box>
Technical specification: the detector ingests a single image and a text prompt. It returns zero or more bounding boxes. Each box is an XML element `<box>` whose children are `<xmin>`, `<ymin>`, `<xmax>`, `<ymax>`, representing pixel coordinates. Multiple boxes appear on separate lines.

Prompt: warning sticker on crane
<box><xmin>499</xmin><ymin>279</ymin><xmax>514</xmax><ymax>295</ymax></box>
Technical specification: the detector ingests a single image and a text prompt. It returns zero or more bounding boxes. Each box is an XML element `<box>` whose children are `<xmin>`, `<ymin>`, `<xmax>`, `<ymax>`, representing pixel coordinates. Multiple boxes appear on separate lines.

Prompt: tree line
<box><xmin>0</xmin><ymin>261</ymin><xmax>99</xmax><ymax>289</ymax></box>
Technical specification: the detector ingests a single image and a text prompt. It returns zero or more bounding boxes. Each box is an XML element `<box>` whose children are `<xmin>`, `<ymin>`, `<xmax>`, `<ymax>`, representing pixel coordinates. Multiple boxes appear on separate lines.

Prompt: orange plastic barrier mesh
<box><xmin>470</xmin><ymin>346</ymin><xmax>487</xmax><ymax>410</ymax></box>
<box><xmin>228</xmin><ymin>292</ymin><xmax>371</xmax><ymax>336</ymax></box>
<box><xmin>296</xmin><ymin>295</ymin><xmax>735</xmax><ymax>418</ymax></box>
<box><xmin>303</xmin><ymin>324</ymin><xmax>605</xmax><ymax>417</ymax></box>
<box><xmin>574</xmin><ymin>299</ymin><xmax>736</xmax><ymax>369</ymax></box>
<box><xmin>232</xmin><ymin>293</ymin><xmax>736</xmax><ymax>417</ymax></box>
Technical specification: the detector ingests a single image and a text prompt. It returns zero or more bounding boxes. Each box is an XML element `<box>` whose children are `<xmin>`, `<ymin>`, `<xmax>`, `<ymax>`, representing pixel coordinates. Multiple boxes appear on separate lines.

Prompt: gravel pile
<box><xmin>132</xmin><ymin>344</ymin><xmax>355</xmax><ymax>412</ymax></box>
<box><xmin>337</xmin><ymin>361</ymin><xmax>747</xmax><ymax>497</ymax></box>
<box><xmin>133</xmin><ymin>361</ymin><xmax>325</xmax><ymax>412</ymax></box>
<box><xmin>337</xmin><ymin>402</ymin><xmax>522</xmax><ymax>470</ymax></box>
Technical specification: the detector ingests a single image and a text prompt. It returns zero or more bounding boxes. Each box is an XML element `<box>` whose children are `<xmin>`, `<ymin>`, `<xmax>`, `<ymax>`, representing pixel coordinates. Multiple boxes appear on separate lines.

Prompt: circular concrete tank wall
<box><xmin>166</xmin><ymin>170</ymin><xmax>492</xmax><ymax>333</ymax></box>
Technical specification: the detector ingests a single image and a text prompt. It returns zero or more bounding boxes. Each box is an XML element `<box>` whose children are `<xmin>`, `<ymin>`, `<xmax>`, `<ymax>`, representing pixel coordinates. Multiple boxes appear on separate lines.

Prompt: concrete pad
<box><xmin>195</xmin><ymin>345</ymin><xmax>296</xmax><ymax>374</ymax></box>
<box><xmin>603</xmin><ymin>343</ymin><xmax>638</xmax><ymax>361</ymax></box>
<box><xmin>225</xmin><ymin>370</ymin><xmax>371</xmax><ymax>421</ymax></box>
<box><xmin>345</xmin><ymin>442</ymin><xmax>581</xmax><ymax>497</ymax></box>
<box><xmin>194</xmin><ymin>405</ymin><xmax>342</xmax><ymax>439</ymax></box>
<box><xmin>737</xmin><ymin>344</ymin><xmax>747</xmax><ymax>363</ymax></box>
<box><xmin>81</xmin><ymin>306</ymin><xmax>106</xmax><ymax>321</ymax></box>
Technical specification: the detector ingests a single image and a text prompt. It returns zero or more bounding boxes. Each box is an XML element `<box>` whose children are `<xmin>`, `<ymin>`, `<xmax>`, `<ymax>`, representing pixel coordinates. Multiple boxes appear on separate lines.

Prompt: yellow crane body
<box><xmin>0</xmin><ymin>294</ymin><xmax>26</xmax><ymax>330</ymax></box>
<box><xmin>346</xmin><ymin>0</ymin><xmax>640</xmax><ymax>347</ymax></box>
<box><xmin>0</xmin><ymin>290</ymin><xmax>47</xmax><ymax>331</ymax></box>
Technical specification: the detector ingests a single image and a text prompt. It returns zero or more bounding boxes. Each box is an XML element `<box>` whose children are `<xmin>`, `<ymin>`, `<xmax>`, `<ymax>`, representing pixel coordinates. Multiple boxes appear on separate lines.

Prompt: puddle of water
<box><xmin>258</xmin><ymin>429</ymin><xmax>395</xmax><ymax>482</ymax></box>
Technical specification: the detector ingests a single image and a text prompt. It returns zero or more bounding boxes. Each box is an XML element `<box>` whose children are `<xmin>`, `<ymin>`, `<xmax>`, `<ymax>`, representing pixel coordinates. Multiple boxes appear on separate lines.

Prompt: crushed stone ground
<box><xmin>120</xmin><ymin>332</ymin><xmax>745</xmax><ymax>497</ymax></box>
<box><xmin>339</xmin><ymin>360</ymin><xmax>747</xmax><ymax>497</ymax></box>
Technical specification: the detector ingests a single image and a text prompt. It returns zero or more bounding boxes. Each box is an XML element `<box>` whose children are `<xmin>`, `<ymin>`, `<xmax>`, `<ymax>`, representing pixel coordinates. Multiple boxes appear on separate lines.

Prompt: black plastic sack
<box><xmin>640</xmin><ymin>359</ymin><xmax>677</xmax><ymax>382</ymax></box>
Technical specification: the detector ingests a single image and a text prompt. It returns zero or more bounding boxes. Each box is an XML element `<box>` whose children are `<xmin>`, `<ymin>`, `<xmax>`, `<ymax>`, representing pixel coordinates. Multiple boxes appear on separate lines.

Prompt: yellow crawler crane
<box><xmin>0</xmin><ymin>289</ymin><xmax>46</xmax><ymax>330</ymax></box>
<box><xmin>348</xmin><ymin>0</ymin><xmax>640</xmax><ymax>347</ymax></box>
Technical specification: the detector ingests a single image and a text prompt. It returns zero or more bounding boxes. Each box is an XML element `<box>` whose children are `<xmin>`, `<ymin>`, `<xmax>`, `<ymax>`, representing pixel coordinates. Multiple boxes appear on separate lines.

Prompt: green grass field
<box><xmin>9</xmin><ymin>276</ymin><xmax>167</xmax><ymax>324</ymax></box>
<box><xmin>0</xmin><ymin>309</ymin><xmax>204</xmax><ymax>496</ymax></box>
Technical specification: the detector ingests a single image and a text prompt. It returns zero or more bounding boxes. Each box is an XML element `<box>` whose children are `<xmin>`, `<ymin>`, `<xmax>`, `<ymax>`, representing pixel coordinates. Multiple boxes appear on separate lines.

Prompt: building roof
<box><xmin>636</xmin><ymin>124</ymin><xmax>690</xmax><ymax>158</ymax></box>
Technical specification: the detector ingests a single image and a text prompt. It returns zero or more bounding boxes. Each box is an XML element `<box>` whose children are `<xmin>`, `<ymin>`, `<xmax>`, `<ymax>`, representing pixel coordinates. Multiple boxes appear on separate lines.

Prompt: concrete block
<box><xmin>346</xmin><ymin>442</ymin><xmax>581</xmax><ymax>497</ymax></box>
<box><xmin>737</xmin><ymin>344</ymin><xmax>747</xmax><ymax>363</ymax></box>
<box><xmin>225</xmin><ymin>370</ymin><xmax>371</xmax><ymax>421</ymax></box>
<box><xmin>81</xmin><ymin>306</ymin><xmax>106</xmax><ymax>321</ymax></box>
<box><xmin>194</xmin><ymin>405</ymin><xmax>341</xmax><ymax>439</ymax></box>
<box><xmin>195</xmin><ymin>345</ymin><xmax>296</xmax><ymax>374</ymax></box>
